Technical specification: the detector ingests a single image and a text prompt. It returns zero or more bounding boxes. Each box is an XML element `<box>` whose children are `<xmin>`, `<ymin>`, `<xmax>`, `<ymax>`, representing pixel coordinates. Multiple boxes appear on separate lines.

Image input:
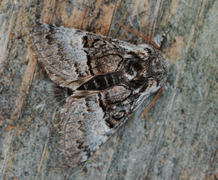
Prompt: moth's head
<box><xmin>129</xmin><ymin>44</ymin><xmax>170</xmax><ymax>90</ymax></box>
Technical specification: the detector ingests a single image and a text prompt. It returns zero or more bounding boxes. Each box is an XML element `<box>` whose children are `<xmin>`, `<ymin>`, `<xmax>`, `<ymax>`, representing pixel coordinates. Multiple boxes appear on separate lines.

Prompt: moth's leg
<box><xmin>139</xmin><ymin>81</ymin><xmax>166</xmax><ymax>120</ymax></box>
<box><xmin>153</xmin><ymin>28</ymin><xmax>170</xmax><ymax>48</ymax></box>
<box><xmin>165</xmin><ymin>82</ymin><xmax>181</xmax><ymax>92</ymax></box>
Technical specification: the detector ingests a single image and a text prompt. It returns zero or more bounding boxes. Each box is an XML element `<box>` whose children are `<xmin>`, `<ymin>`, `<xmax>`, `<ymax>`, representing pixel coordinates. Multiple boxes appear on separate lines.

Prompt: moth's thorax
<box><xmin>122</xmin><ymin>45</ymin><xmax>169</xmax><ymax>91</ymax></box>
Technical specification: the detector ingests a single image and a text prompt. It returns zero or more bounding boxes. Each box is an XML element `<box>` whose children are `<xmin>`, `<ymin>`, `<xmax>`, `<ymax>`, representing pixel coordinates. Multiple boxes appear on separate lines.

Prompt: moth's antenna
<box><xmin>118</xmin><ymin>22</ymin><xmax>161</xmax><ymax>51</ymax></box>
<box><xmin>139</xmin><ymin>81</ymin><xmax>167</xmax><ymax>120</ymax></box>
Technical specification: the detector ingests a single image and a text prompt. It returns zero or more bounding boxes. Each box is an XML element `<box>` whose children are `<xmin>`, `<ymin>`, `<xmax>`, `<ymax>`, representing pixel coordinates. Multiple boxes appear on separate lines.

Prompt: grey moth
<box><xmin>30</xmin><ymin>24</ymin><xmax>169</xmax><ymax>167</ymax></box>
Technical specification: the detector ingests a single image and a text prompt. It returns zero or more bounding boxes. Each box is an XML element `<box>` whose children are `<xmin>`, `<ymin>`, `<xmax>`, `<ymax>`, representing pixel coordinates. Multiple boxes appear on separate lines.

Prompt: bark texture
<box><xmin>0</xmin><ymin>0</ymin><xmax>217</xmax><ymax>179</ymax></box>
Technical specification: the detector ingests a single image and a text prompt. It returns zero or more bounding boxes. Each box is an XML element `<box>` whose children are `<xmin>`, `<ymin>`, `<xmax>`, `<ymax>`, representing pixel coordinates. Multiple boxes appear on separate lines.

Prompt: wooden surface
<box><xmin>0</xmin><ymin>0</ymin><xmax>217</xmax><ymax>179</ymax></box>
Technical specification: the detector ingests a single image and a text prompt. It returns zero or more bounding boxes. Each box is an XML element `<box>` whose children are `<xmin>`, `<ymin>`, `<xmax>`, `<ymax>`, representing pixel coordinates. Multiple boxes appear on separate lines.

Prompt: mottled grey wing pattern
<box><xmin>31</xmin><ymin>24</ymin><xmax>94</xmax><ymax>90</ymax></box>
<box><xmin>30</xmin><ymin>24</ymin><xmax>169</xmax><ymax>167</ymax></box>
<box><xmin>58</xmin><ymin>86</ymin><xmax>136</xmax><ymax>166</ymax></box>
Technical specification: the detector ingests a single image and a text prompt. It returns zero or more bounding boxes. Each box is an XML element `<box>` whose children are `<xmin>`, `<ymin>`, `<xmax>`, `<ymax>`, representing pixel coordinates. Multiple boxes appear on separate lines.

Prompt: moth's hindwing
<box><xmin>30</xmin><ymin>24</ymin><xmax>169</xmax><ymax>167</ymax></box>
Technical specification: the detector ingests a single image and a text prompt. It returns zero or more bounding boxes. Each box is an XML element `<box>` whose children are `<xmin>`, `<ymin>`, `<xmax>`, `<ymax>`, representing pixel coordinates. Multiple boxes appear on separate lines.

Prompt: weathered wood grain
<box><xmin>0</xmin><ymin>0</ymin><xmax>217</xmax><ymax>179</ymax></box>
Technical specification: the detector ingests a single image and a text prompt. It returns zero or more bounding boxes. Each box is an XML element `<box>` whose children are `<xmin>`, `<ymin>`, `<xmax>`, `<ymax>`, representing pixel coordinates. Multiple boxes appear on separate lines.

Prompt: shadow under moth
<box><xmin>30</xmin><ymin>23</ymin><xmax>169</xmax><ymax>167</ymax></box>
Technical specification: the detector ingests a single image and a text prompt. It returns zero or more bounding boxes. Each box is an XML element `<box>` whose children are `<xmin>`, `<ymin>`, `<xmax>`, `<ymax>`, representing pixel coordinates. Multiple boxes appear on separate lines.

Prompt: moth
<box><xmin>30</xmin><ymin>23</ymin><xmax>169</xmax><ymax>167</ymax></box>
